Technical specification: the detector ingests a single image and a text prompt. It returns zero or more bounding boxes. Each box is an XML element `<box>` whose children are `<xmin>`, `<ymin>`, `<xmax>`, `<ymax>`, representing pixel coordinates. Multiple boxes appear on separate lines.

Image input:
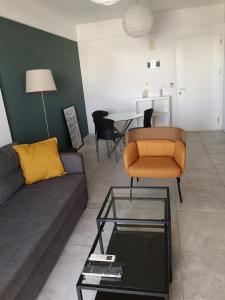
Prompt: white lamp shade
<box><xmin>26</xmin><ymin>69</ymin><xmax>57</xmax><ymax>93</ymax></box>
<box><xmin>122</xmin><ymin>5</ymin><xmax>154</xmax><ymax>38</ymax></box>
<box><xmin>89</xmin><ymin>0</ymin><xmax>120</xmax><ymax>5</ymax></box>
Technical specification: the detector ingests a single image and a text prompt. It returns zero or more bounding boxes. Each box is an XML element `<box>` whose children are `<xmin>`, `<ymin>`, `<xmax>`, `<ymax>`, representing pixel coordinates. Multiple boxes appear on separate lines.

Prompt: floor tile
<box><xmin>209</xmin><ymin>153</ymin><xmax>225</xmax><ymax>169</ymax></box>
<box><xmin>197</xmin><ymin>130</ymin><xmax>224</xmax><ymax>136</ymax></box>
<box><xmin>200</xmin><ymin>135</ymin><xmax>225</xmax><ymax>145</ymax></box>
<box><xmin>67</xmin><ymin>208</ymin><xmax>98</xmax><ymax>246</ymax></box>
<box><xmin>185</xmin><ymin>153</ymin><xmax>214</xmax><ymax>170</ymax></box>
<box><xmin>37</xmin><ymin>245</ymin><xmax>90</xmax><ymax>300</ymax></box>
<box><xmin>186</xmin><ymin>147</ymin><xmax>207</xmax><ymax>156</ymax></box>
<box><xmin>181</xmin><ymin>251</ymin><xmax>225</xmax><ymax>300</ymax></box>
<box><xmin>177</xmin><ymin>186</ymin><xmax>225</xmax><ymax>213</ymax></box>
<box><xmin>178</xmin><ymin>212</ymin><xmax>225</xmax><ymax>252</ymax></box>
<box><xmin>216</xmin><ymin>168</ymin><xmax>225</xmax><ymax>186</ymax></box>
<box><xmin>181</xmin><ymin>168</ymin><xmax>221</xmax><ymax>190</ymax></box>
<box><xmin>170</xmin><ymin>251</ymin><xmax>184</xmax><ymax>300</ymax></box>
<box><xmin>204</xmin><ymin>143</ymin><xmax>225</xmax><ymax>155</ymax></box>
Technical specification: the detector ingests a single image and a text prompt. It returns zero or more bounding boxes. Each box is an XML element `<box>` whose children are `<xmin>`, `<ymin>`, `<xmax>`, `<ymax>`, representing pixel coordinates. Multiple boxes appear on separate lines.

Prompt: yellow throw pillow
<box><xmin>13</xmin><ymin>137</ymin><xmax>65</xmax><ymax>184</ymax></box>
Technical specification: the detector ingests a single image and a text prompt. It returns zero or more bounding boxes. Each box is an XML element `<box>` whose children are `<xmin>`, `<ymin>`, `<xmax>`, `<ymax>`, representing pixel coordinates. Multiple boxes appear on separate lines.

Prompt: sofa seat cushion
<box><xmin>0</xmin><ymin>173</ymin><xmax>86</xmax><ymax>300</ymax></box>
<box><xmin>127</xmin><ymin>156</ymin><xmax>182</xmax><ymax>178</ymax></box>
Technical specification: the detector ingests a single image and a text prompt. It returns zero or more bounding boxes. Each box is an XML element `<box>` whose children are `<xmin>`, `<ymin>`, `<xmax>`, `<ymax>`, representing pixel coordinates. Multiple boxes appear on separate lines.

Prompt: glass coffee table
<box><xmin>76</xmin><ymin>186</ymin><xmax>172</xmax><ymax>300</ymax></box>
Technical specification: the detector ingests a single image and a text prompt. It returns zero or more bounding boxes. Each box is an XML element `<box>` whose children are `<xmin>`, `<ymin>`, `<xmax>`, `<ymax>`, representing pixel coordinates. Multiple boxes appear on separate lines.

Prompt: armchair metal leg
<box><xmin>114</xmin><ymin>142</ymin><xmax>118</xmax><ymax>163</ymax></box>
<box><xmin>119</xmin><ymin>138</ymin><xmax>123</xmax><ymax>152</ymax></box>
<box><xmin>106</xmin><ymin>141</ymin><xmax>111</xmax><ymax>158</ymax></box>
<box><xmin>95</xmin><ymin>136</ymin><xmax>99</xmax><ymax>162</ymax></box>
<box><xmin>176</xmin><ymin>177</ymin><xmax>183</xmax><ymax>203</ymax></box>
<box><xmin>130</xmin><ymin>177</ymin><xmax>133</xmax><ymax>198</ymax></box>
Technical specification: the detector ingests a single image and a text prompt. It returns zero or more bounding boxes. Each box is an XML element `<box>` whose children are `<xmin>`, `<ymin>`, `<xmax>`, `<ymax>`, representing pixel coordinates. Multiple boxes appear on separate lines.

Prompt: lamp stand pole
<box><xmin>41</xmin><ymin>92</ymin><xmax>50</xmax><ymax>138</ymax></box>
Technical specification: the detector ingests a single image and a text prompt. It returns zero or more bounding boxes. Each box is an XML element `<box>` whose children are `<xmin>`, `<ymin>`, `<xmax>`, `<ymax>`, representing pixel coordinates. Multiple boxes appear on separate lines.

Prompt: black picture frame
<box><xmin>63</xmin><ymin>106</ymin><xmax>84</xmax><ymax>150</ymax></box>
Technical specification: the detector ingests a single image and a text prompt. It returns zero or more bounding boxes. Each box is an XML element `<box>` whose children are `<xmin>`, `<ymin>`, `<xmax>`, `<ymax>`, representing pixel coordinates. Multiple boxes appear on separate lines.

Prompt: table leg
<box><xmin>96</xmin><ymin>221</ymin><xmax>104</xmax><ymax>254</ymax></box>
<box><xmin>76</xmin><ymin>287</ymin><xmax>83</xmax><ymax>300</ymax></box>
<box><xmin>110</xmin><ymin>119</ymin><xmax>134</xmax><ymax>156</ymax></box>
<box><xmin>112</xmin><ymin>190</ymin><xmax>117</xmax><ymax>231</ymax></box>
<box><xmin>167</xmin><ymin>189</ymin><xmax>172</xmax><ymax>283</ymax></box>
<box><xmin>121</xmin><ymin>119</ymin><xmax>133</xmax><ymax>135</ymax></box>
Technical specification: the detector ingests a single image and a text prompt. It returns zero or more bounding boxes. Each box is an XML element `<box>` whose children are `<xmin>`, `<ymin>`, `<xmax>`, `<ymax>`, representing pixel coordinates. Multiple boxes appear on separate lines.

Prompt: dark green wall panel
<box><xmin>0</xmin><ymin>17</ymin><xmax>88</xmax><ymax>150</ymax></box>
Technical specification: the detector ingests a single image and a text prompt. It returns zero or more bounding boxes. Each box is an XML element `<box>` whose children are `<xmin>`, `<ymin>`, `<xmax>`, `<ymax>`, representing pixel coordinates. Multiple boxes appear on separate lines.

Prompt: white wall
<box><xmin>76</xmin><ymin>4</ymin><xmax>225</xmax><ymax>133</ymax></box>
<box><xmin>0</xmin><ymin>0</ymin><xmax>77</xmax><ymax>41</ymax></box>
<box><xmin>0</xmin><ymin>89</ymin><xmax>12</xmax><ymax>147</ymax></box>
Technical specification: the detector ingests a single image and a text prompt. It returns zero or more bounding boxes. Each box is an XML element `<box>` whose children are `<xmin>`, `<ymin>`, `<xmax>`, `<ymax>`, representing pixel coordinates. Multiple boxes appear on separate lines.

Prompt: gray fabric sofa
<box><xmin>0</xmin><ymin>144</ymin><xmax>88</xmax><ymax>300</ymax></box>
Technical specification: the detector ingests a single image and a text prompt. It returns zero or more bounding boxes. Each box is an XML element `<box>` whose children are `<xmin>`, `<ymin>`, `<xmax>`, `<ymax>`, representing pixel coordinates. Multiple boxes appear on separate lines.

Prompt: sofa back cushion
<box><xmin>0</xmin><ymin>144</ymin><xmax>25</xmax><ymax>204</ymax></box>
<box><xmin>136</xmin><ymin>140</ymin><xmax>176</xmax><ymax>157</ymax></box>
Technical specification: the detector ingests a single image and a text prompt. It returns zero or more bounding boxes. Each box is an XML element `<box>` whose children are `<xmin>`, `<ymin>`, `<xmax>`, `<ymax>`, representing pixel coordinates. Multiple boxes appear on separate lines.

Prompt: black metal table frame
<box><xmin>76</xmin><ymin>186</ymin><xmax>172</xmax><ymax>300</ymax></box>
<box><xmin>109</xmin><ymin>118</ymin><xmax>135</xmax><ymax>157</ymax></box>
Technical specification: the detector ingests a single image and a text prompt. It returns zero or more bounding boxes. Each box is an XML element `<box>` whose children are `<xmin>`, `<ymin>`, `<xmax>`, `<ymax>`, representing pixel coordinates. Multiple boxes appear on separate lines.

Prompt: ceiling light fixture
<box><xmin>122</xmin><ymin>3</ymin><xmax>154</xmax><ymax>38</ymax></box>
<box><xmin>89</xmin><ymin>0</ymin><xmax>121</xmax><ymax>5</ymax></box>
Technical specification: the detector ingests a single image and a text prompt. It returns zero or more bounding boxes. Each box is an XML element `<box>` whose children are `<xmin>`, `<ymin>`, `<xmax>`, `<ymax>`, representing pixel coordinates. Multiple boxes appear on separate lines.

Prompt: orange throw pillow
<box><xmin>13</xmin><ymin>137</ymin><xmax>65</xmax><ymax>184</ymax></box>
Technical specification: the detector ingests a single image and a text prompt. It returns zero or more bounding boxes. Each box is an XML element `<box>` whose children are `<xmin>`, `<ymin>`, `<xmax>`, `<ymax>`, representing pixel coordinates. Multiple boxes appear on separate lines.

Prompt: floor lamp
<box><xmin>26</xmin><ymin>69</ymin><xmax>57</xmax><ymax>138</ymax></box>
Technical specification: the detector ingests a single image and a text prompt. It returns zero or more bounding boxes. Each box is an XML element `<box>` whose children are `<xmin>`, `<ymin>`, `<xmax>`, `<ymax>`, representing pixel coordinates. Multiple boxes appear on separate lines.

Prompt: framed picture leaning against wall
<box><xmin>63</xmin><ymin>105</ymin><xmax>83</xmax><ymax>151</ymax></box>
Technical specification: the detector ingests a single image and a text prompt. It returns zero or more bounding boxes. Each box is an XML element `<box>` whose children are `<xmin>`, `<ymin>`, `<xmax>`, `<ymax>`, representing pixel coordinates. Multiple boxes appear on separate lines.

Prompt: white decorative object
<box><xmin>63</xmin><ymin>106</ymin><xmax>83</xmax><ymax>150</ymax></box>
<box><xmin>160</xmin><ymin>87</ymin><xmax>163</xmax><ymax>96</ymax></box>
<box><xmin>142</xmin><ymin>82</ymin><xmax>150</xmax><ymax>98</ymax></box>
<box><xmin>26</xmin><ymin>69</ymin><xmax>57</xmax><ymax>138</ymax></box>
<box><xmin>89</xmin><ymin>0</ymin><xmax>120</xmax><ymax>5</ymax></box>
<box><xmin>135</xmin><ymin>95</ymin><xmax>171</xmax><ymax>127</ymax></box>
<box><xmin>122</xmin><ymin>4</ymin><xmax>154</xmax><ymax>38</ymax></box>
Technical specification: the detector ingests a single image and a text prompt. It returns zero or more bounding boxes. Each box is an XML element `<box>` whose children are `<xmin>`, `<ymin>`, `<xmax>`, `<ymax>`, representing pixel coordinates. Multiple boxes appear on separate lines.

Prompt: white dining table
<box><xmin>105</xmin><ymin>112</ymin><xmax>143</xmax><ymax>135</ymax></box>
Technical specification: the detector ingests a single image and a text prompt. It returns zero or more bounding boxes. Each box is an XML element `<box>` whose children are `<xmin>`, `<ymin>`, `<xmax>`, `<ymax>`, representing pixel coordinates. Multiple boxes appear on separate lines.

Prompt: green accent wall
<box><xmin>0</xmin><ymin>17</ymin><xmax>88</xmax><ymax>150</ymax></box>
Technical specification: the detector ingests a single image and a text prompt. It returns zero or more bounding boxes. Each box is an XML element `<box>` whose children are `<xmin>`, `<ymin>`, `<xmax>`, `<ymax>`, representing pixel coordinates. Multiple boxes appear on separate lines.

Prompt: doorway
<box><xmin>176</xmin><ymin>35</ymin><xmax>223</xmax><ymax>131</ymax></box>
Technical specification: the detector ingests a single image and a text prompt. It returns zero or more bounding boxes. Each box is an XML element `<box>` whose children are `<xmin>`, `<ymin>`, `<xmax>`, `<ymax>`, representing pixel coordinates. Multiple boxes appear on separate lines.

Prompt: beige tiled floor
<box><xmin>37</xmin><ymin>131</ymin><xmax>225</xmax><ymax>300</ymax></box>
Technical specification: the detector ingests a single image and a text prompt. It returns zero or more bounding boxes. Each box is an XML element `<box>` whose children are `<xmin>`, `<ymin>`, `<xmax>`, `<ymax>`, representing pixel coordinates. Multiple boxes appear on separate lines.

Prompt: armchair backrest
<box><xmin>136</xmin><ymin>140</ymin><xmax>176</xmax><ymax>157</ymax></box>
<box><xmin>126</xmin><ymin>127</ymin><xmax>186</xmax><ymax>144</ymax></box>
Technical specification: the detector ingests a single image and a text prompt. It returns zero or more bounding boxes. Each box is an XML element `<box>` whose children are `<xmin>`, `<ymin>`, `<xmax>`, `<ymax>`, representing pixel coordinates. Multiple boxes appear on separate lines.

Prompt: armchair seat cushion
<box><xmin>127</xmin><ymin>156</ymin><xmax>182</xmax><ymax>178</ymax></box>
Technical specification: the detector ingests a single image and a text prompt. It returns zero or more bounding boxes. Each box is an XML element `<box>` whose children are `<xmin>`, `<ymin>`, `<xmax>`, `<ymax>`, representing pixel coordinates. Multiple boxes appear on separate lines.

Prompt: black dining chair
<box><xmin>94</xmin><ymin>117</ymin><xmax>122</xmax><ymax>162</ymax></box>
<box><xmin>92</xmin><ymin>110</ymin><xmax>108</xmax><ymax>158</ymax></box>
<box><xmin>92</xmin><ymin>110</ymin><xmax>109</xmax><ymax>121</ymax></box>
<box><xmin>143</xmin><ymin>108</ymin><xmax>154</xmax><ymax>128</ymax></box>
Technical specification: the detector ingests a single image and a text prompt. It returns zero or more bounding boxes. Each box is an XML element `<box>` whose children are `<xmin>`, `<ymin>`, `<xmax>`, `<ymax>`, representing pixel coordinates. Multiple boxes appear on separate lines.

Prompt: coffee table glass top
<box><xmin>77</xmin><ymin>186</ymin><xmax>171</xmax><ymax>299</ymax></box>
<box><xmin>97</xmin><ymin>186</ymin><xmax>169</xmax><ymax>223</ymax></box>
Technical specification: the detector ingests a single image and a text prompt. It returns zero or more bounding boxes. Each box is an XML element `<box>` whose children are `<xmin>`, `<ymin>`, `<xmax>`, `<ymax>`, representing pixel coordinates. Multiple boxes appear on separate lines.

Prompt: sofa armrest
<box><xmin>174</xmin><ymin>140</ymin><xmax>186</xmax><ymax>173</ymax></box>
<box><xmin>60</xmin><ymin>152</ymin><xmax>85</xmax><ymax>174</ymax></box>
<box><xmin>124</xmin><ymin>141</ymin><xmax>139</xmax><ymax>171</ymax></box>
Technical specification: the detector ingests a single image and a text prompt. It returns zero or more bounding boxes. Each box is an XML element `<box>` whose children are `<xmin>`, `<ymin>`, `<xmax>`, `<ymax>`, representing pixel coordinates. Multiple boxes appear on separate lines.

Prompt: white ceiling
<box><xmin>27</xmin><ymin>0</ymin><xmax>225</xmax><ymax>24</ymax></box>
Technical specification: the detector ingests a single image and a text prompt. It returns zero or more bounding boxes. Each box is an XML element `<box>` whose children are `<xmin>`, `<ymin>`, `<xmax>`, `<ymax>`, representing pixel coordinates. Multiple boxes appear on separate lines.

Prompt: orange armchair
<box><xmin>124</xmin><ymin>127</ymin><xmax>186</xmax><ymax>203</ymax></box>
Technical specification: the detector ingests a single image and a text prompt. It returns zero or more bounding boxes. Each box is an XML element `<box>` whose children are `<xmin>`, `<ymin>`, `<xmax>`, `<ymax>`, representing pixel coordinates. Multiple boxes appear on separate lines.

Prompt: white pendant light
<box><xmin>89</xmin><ymin>0</ymin><xmax>120</xmax><ymax>5</ymax></box>
<box><xmin>122</xmin><ymin>4</ymin><xmax>154</xmax><ymax>38</ymax></box>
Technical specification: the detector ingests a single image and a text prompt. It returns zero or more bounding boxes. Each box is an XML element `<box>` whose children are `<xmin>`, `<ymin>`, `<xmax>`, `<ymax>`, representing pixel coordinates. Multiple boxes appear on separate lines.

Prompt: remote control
<box><xmin>89</xmin><ymin>254</ymin><xmax>116</xmax><ymax>262</ymax></box>
<box><xmin>82</xmin><ymin>261</ymin><xmax>123</xmax><ymax>278</ymax></box>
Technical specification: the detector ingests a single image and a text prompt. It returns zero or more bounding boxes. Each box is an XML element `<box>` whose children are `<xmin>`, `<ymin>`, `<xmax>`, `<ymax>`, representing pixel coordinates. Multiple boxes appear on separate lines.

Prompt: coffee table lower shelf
<box><xmin>78</xmin><ymin>230</ymin><xmax>169</xmax><ymax>299</ymax></box>
<box><xmin>95</xmin><ymin>291</ymin><xmax>164</xmax><ymax>300</ymax></box>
